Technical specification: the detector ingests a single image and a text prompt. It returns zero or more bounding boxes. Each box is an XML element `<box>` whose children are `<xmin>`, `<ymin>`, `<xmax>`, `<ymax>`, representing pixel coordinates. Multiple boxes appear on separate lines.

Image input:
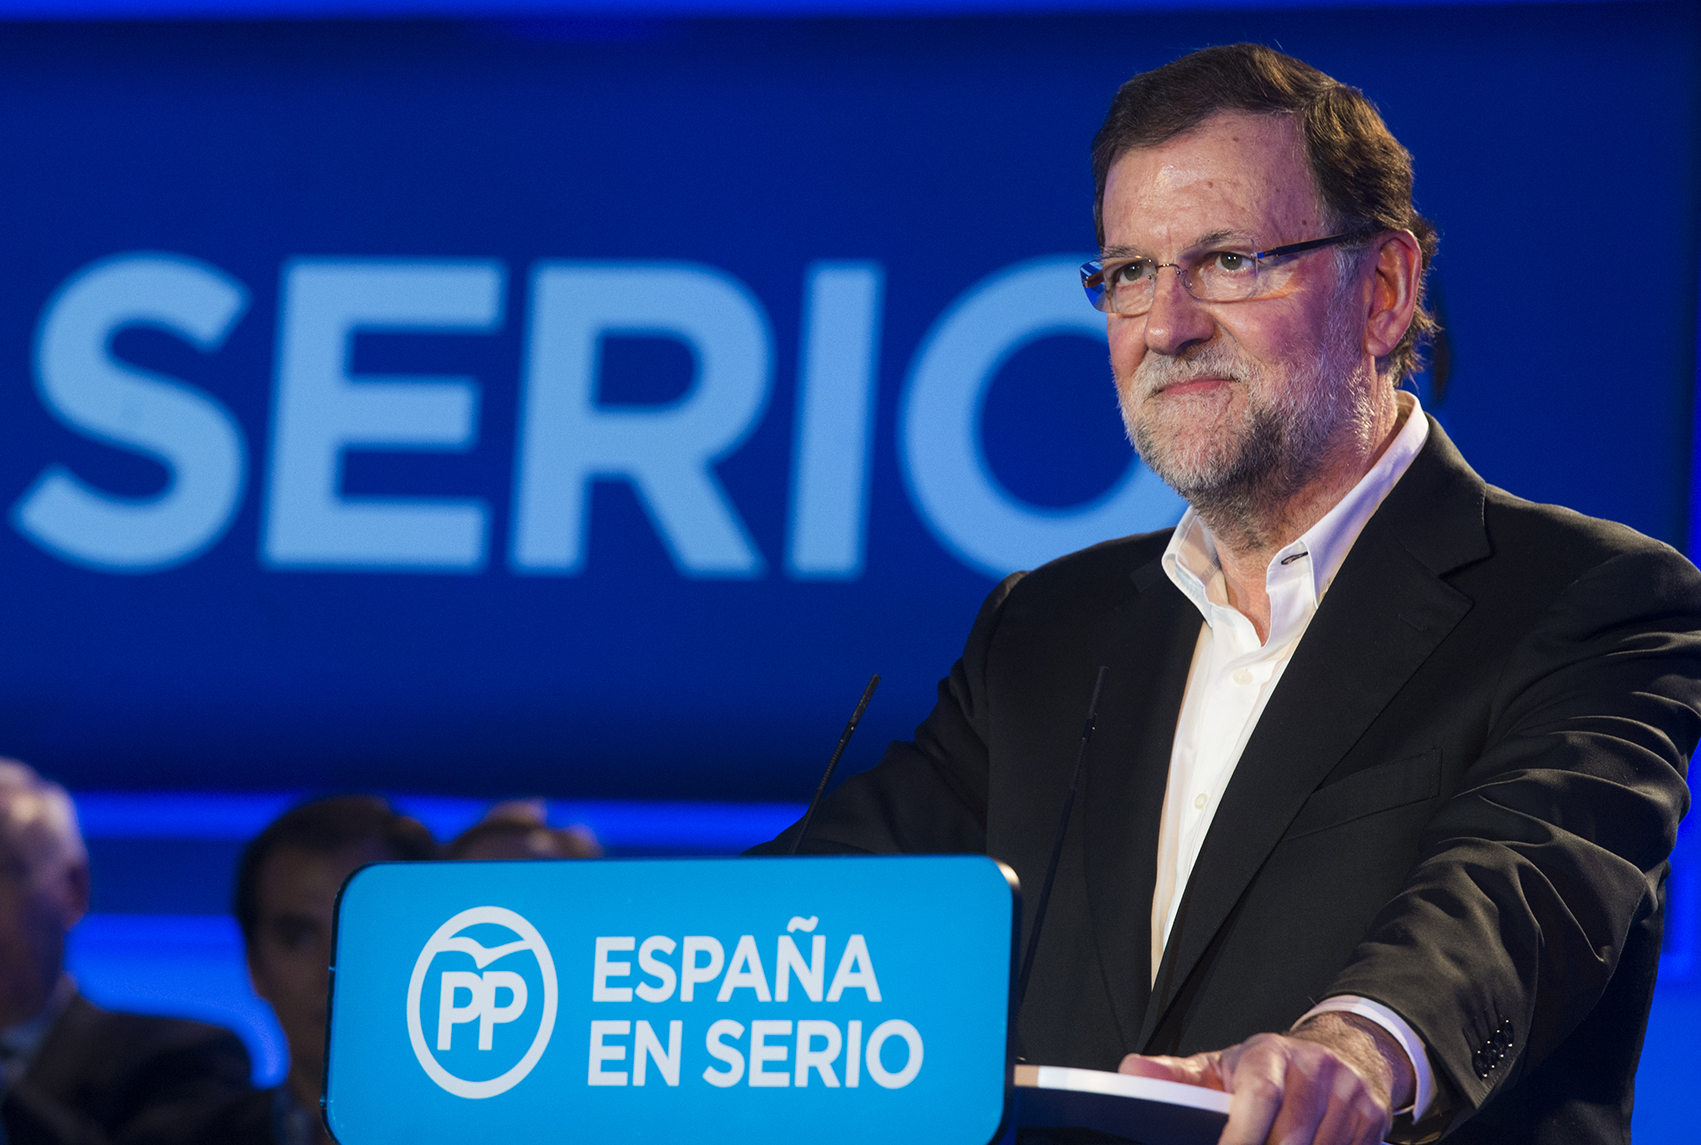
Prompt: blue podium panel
<box><xmin>326</xmin><ymin>855</ymin><xmax>1017</xmax><ymax>1145</ymax></box>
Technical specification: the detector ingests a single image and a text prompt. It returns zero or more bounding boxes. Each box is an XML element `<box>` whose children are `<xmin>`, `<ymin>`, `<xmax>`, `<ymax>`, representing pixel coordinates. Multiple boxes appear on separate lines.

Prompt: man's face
<box><xmin>247</xmin><ymin>841</ymin><xmax>391</xmax><ymax>1087</ymax></box>
<box><xmin>1101</xmin><ymin>111</ymin><xmax>1375</xmax><ymax>517</ymax></box>
<box><xmin>0</xmin><ymin>827</ymin><xmax>86</xmax><ymax>1028</ymax></box>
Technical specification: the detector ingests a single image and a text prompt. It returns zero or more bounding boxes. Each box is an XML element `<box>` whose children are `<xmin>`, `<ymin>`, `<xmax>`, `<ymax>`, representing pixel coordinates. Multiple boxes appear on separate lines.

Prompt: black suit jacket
<box><xmin>2</xmin><ymin>994</ymin><xmax>252</xmax><ymax>1145</ymax></box>
<box><xmin>761</xmin><ymin>421</ymin><xmax>1700</xmax><ymax>1143</ymax></box>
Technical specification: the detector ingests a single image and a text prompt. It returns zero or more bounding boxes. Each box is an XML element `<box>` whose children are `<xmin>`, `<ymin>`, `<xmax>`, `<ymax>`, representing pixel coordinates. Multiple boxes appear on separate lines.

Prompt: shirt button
<box><xmin>1232</xmin><ymin>668</ymin><xmax>1252</xmax><ymax>685</ymax></box>
<box><xmin>1193</xmin><ymin>793</ymin><xmax>1207</xmax><ymax>810</ymax></box>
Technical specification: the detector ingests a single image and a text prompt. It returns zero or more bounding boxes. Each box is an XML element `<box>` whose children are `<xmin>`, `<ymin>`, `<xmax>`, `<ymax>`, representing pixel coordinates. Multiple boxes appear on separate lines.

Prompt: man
<box><xmin>191</xmin><ymin>797</ymin><xmax>434</xmax><ymax>1145</ymax></box>
<box><xmin>0</xmin><ymin>760</ymin><xmax>251</xmax><ymax>1145</ymax></box>
<box><xmin>757</xmin><ymin>44</ymin><xmax>1698</xmax><ymax>1145</ymax></box>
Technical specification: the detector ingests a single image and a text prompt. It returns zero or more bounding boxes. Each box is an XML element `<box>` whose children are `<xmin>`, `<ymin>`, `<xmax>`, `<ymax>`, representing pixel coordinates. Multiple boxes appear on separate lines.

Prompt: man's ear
<box><xmin>60</xmin><ymin>857</ymin><xmax>90</xmax><ymax>929</ymax></box>
<box><xmin>246</xmin><ymin>944</ymin><xmax>275</xmax><ymax>1006</ymax></box>
<box><xmin>1365</xmin><ymin>230</ymin><xmax>1423</xmax><ymax>360</ymax></box>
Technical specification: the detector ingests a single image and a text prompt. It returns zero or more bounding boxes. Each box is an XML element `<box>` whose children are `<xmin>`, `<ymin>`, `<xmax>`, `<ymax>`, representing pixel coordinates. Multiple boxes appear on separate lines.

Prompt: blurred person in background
<box><xmin>0</xmin><ymin>760</ymin><xmax>250</xmax><ymax>1145</ymax></box>
<box><xmin>191</xmin><ymin>797</ymin><xmax>434</xmax><ymax>1145</ymax></box>
<box><xmin>445</xmin><ymin>801</ymin><xmax>601</xmax><ymax>861</ymax></box>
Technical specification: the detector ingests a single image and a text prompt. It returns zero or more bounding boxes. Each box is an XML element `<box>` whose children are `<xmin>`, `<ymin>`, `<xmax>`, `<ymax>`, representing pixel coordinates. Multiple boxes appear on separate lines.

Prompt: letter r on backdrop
<box><xmin>511</xmin><ymin>261</ymin><xmax>771</xmax><ymax>577</ymax></box>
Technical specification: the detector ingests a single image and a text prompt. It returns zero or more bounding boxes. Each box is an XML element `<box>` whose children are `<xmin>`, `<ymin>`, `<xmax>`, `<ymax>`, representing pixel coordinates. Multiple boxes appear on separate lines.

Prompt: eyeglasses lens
<box><xmin>1081</xmin><ymin>255</ymin><xmax>1272</xmax><ymax>315</ymax></box>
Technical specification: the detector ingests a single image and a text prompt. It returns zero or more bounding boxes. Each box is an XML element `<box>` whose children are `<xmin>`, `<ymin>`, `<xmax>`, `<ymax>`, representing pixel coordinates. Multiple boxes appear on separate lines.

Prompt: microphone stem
<box><xmin>790</xmin><ymin>674</ymin><xmax>881</xmax><ymax>855</ymax></box>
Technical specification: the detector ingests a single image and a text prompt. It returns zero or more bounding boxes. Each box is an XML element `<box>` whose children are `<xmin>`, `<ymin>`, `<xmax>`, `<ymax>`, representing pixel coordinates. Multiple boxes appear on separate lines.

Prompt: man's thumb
<box><xmin>1117</xmin><ymin>1052</ymin><xmax>1225</xmax><ymax>1091</ymax></box>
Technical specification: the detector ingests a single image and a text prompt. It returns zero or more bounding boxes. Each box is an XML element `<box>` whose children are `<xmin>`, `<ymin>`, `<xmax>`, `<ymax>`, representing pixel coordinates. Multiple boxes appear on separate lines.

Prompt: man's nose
<box><xmin>1142</xmin><ymin>266</ymin><xmax>1214</xmax><ymax>356</ymax></box>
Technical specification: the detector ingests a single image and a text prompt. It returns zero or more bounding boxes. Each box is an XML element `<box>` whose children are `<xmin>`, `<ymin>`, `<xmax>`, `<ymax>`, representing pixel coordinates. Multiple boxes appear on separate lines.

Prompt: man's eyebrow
<box><xmin>1192</xmin><ymin>229</ymin><xmax>1250</xmax><ymax>249</ymax></box>
<box><xmin>1101</xmin><ymin>229</ymin><xmax>1253</xmax><ymax>259</ymax></box>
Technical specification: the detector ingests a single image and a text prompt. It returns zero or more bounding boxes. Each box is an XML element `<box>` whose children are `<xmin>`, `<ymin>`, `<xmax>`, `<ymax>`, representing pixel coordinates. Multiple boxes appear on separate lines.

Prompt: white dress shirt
<box><xmin>1152</xmin><ymin>389</ymin><xmax>1435</xmax><ymax>1119</ymax></box>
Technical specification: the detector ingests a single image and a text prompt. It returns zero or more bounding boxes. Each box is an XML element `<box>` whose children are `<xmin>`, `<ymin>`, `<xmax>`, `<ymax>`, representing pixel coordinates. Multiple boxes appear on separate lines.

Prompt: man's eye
<box><xmin>1208</xmin><ymin>251</ymin><xmax>1255</xmax><ymax>274</ymax></box>
<box><xmin>1112</xmin><ymin>261</ymin><xmax>1154</xmax><ymax>284</ymax></box>
<box><xmin>271</xmin><ymin>917</ymin><xmax>320</xmax><ymax>950</ymax></box>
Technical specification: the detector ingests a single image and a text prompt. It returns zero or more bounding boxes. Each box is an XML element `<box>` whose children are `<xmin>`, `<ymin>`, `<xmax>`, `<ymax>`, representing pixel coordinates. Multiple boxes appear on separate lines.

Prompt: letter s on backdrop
<box><xmin>702</xmin><ymin>1019</ymin><xmax>745</xmax><ymax>1088</ymax></box>
<box><xmin>14</xmin><ymin>253</ymin><xmax>249</xmax><ymax>571</ymax></box>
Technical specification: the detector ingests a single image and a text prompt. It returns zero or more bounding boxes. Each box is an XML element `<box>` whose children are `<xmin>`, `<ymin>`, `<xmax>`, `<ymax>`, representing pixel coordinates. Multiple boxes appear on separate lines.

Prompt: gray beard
<box><xmin>1121</xmin><ymin>299</ymin><xmax>1371</xmax><ymax>551</ymax></box>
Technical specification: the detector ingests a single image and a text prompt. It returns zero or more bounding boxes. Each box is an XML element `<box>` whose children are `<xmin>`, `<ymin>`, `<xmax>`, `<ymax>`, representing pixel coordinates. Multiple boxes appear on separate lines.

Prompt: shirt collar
<box><xmin>1162</xmin><ymin>390</ymin><xmax>1430</xmax><ymax>639</ymax></box>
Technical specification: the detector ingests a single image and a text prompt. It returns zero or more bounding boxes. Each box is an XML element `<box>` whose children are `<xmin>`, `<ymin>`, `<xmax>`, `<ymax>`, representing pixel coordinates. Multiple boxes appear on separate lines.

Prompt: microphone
<box><xmin>1015</xmin><ymin>665</ymin><xmax>1109</xmax><ymax>1014</ymax></box>
<box><xmin>790</xmin><ymin>673</ymin><xmax>881</xmax><ymax>855</ymax></box>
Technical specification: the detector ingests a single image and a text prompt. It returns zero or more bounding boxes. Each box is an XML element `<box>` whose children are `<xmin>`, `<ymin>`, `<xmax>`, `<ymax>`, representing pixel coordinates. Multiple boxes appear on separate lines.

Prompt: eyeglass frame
<box><xmin>1079</xmin><ymin>230</ymin><xmax>1376</xmax><ymax>315</ymax></box>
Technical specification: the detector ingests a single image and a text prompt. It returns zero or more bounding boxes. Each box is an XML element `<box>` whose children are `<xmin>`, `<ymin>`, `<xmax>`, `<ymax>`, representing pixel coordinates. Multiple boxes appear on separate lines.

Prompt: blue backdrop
<box><xmin>0</xmin><ymin>4</ymin><xmax>1694</xmax><ymax>800</ymax></box>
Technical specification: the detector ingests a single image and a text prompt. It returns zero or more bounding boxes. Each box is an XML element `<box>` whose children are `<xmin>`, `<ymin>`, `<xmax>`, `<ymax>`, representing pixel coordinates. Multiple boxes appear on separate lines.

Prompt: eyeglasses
<box><xmin>1080</xmin><ymin>231</ymin><xmax>1369</xmax><ymax>316</ymax></box>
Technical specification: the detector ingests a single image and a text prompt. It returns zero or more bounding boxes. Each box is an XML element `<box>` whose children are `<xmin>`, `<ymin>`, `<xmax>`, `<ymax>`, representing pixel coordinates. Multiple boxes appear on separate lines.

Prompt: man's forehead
<box><xmin>258</xmin><ymin>839</ymin><xmax>393</xmax><ymax>911</ymax></box>
<box><xmin>1103</xmin><ymin>111</ymin><xmax>1324</xmax><ymax>249</ymax></box>
<box><xmin>1123</xmin><ymin>109</ymin><xmax>1308</xmax><ymax>176</ymax></box>
<box><xmin>0</xmin><ymin>784</ymin><xmax>48</xmax><ymax>826</ymax></box>
<box><xmin>0</xmin><ymin>792</ymin><xmax>66</xmax><ymax>866</ymax></box>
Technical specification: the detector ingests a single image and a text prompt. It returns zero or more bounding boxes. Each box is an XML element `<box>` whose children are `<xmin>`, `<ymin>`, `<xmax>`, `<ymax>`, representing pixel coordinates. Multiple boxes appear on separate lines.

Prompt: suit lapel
<box><xmin>20</xmin><ymin>991</ymin><xmax>95</xmax><ymax>1096</ymax></box>
<box><xmin>1081</xmin><ymin>557</ymin><xmax>1201</xmax><ymax>1050</ymax></box>
<box><xmin>1138</xmin><ymin>419</ymin><xmax>1489</xmax><ymax>1047</ymax></box>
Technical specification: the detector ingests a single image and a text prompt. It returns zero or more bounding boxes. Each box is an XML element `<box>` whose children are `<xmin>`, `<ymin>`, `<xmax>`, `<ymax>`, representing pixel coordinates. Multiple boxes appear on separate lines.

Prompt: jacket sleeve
<box><xmin>749</xmin><ymin>572</ymin><xmax>1025</xmax><ymax>856</ymax></box>
<box><xmin>1323</xmin><ymin>543</ymin><xmax>1701</xmax><ymax>1135</ymax></box>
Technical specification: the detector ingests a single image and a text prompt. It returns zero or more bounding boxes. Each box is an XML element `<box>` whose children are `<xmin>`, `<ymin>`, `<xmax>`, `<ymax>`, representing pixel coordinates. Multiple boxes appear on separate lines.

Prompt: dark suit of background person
<box><xmin>5</xmin><ymin>992</ymin><xmax>251</xmax><ymax>1145</ymax></box>
<box><xmin>187</xmin><ymin>797</ymin><xmax>435</xmax><ymax>1145</ymax></box>
<box><xmin>0</xmin><ymin>761</ymin><xmax>251</xmax><ymax>1145</ymax></box>
<box><xmin>757</xmin><ymin>47</ymin><xmax>1699</xmax><ymax>1145</ymax></box>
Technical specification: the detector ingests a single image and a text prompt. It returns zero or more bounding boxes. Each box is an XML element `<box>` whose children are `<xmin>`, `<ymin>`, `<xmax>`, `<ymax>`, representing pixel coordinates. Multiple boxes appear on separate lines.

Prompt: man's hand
<box><xmin>1117</xmin><ymin>1012</ymin><xmax>1414</xmax><ymax>1145</ymax></box>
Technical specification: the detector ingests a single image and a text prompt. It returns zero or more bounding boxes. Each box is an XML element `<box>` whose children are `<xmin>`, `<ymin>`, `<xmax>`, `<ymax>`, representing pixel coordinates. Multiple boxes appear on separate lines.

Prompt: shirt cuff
<box><xmin>1296</xmin><ymin>995</ymin><xmax>1434</xmax><ymax>1121</ymax></box>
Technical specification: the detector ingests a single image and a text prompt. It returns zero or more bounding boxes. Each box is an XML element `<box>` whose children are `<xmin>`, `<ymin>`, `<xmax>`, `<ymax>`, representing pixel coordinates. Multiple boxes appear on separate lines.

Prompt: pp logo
<box><xmin>406</xmin><ymin>906</ymin><xmax>559</xmax><ymax>1098</ymax></box>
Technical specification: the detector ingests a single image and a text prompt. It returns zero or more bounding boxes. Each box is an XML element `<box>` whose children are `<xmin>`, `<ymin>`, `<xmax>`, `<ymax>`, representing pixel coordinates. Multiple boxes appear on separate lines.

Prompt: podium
<box><xmin>324</xmin><ymin>855</ymin><xmax>1228</xmax><ymax>1145</ymax></box>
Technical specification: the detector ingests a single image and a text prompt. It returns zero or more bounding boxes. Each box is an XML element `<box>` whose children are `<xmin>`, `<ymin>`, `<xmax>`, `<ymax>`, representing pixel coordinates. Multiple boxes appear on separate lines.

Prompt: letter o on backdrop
<box><xmin>900</xmin><ymin>256</ymin><xmax>1184</xmax><ymax>579</ymax></box>
<box><xmin>864</xmin><ymin>1019</ymin><xmax>924</xmax><ymax>1089</ymax></box>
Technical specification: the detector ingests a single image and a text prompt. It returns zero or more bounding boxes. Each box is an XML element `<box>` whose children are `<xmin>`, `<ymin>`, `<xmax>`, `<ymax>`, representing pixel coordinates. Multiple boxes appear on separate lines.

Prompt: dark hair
<box><xmin>233</xmin><ymin>794</ymin><xmax>436</xmax><ymax>943</ymax></box>
<box><xmin>1091</xmin><ymin>43</ymin><xmax>1439</xmax><ymax>382</ymax></box>
<box><xmin>446</xmin><ymin>806</ymin><xmax>602</xmax><ymax>861</ymax></box>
